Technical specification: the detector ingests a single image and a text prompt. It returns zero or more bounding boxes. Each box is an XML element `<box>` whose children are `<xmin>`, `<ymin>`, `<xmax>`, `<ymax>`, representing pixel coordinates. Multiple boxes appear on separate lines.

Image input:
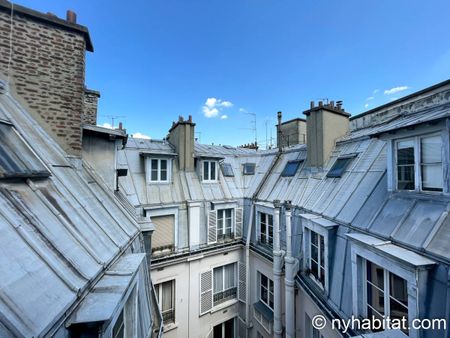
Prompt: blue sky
<box><xmin>18</xmin><ymin>0</ymin><xmax>450</xmax><ymax>147</ymax></box>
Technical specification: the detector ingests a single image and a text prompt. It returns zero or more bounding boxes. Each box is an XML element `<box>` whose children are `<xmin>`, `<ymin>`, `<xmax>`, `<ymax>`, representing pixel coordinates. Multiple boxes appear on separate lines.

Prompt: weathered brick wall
<box><xmin>83</xmin><ymin>89</ymin><xmax>100</xmax><ymax>125</ymax></box>
<box><xmin>0</xmin><ymin>8</ymin><xmax>86</xmax><ymax>156</ymax></box>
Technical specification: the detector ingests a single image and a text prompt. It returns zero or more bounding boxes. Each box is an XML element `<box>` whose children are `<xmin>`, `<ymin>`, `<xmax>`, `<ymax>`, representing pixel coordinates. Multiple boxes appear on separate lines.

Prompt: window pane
<box><xmin>397</xmin><ymin>140</ymin><xmax>415</xmax><ymax>164</ymax></box>
<box><xmin>151</xmin><ymin>170</ymin><xmax>158</xmax><ymax>181</ymax></box>
<box><xmin>389</xmin><ymin>272</ymin><xmax>408</xmax><ymax>308</ymax></box>
<box><xmin>160</xmin><ymin>159</ymin><xmax>167</xmax><ymax>170</ymax></box>
<box><xmin>210</xmin><ymin>161</ymin><xmax>216</xmax><ymax>180</ymax></box>
<box><xmin>160</xmin><ymin>170</ymin><xmax>167</xmax><ymax>181</ymax></box>
<box><xmin>214</xmin><ymin>267</ymin><xmax>223</xmax><ymax>293</ymax></box>
<box><xmin>224</xmin><ymin>318</ymin><xmax>234</xmax><ymax>338</ymax></box>
<box><xmin>203</xmin><ymin>161</ymin><xmax>209</xmax><ymax>180</ymax></box>
<box><xmin>397</xmin><ymin>165</ymin><xmax>415</xmax><ymax>190</ymax></box>
<box><xmin>421</xmin><ymin>135</ymin><xmax>441</xmax><ymax>164</ymax></box>
<box><xmin>422</xmin><ymin>164</ymin><xmax>442</xmax><ymax>191</ymax></box>
<box><xmin>213</xmin><ymin>324</ymin><xmax>223</xmax><ymax>338</ymax></box>
<box><xmin>161</xmin><ymin>281</ymin><xmax>173</xmax><ymax>311</ymax></box>
<box><xmin>366</xmin><ymin>261</ymin><xmax>384</xmax><ymax>289</ymax></box>
<box><xmin>327</xmin><ymin>157</ymin><xmax>354</xmax><ymax>178</ymax></box>
<box><xmin>367</xmin><ymin>283</ymin><xmax>385</xmax><ymax>315</ymax></box>
<box><xmin>282</xmin><ymin>161</ymin><xmax>301</xmax><ymax>177</ymax></box>
<box><xmin>224</xmin><ymin>264</ymin><xmax>235</xmax><ymax>289</ymax></box>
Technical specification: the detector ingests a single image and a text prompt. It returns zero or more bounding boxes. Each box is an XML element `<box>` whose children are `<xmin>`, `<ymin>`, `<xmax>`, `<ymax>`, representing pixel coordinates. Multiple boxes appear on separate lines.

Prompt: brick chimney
<box><xmin>303</xmin><ymin>100</ymin><xmax>350</xmax><ymax>167</ymax></box>
<box><xmin>83</xmin><ymin>89</ymin><xmax>100</xmax><ymax>125</ymax></box>
<box><xmin>0</xmin><ymin>2</ymin><xmax>93</xmax><ymax>156</ymax></box>
<box><xmin>167</xmin><ymin>115</ymin><xmax>196</xmax><ymax>171</ymax></box>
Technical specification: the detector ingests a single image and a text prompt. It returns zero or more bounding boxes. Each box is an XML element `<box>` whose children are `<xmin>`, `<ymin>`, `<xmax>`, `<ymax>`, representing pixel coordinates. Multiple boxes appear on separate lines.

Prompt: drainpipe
<box><xmin>273</xmin><ymin>200</ymin><xmax>284</xmax><ymax>338</ymax></box>
<box><xmin>245</xmin><ymin>202</ymin><xmax>255</xmax><ymax>337</ymax></box>
<box><xmin>284</xmin><ymin>201</ymin><xmax>299</xmax><ymax>338</ymax></box>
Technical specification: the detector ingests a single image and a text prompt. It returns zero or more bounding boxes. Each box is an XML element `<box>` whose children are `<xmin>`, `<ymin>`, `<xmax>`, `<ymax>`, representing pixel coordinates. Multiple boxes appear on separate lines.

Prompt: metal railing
<box><xmin>162</xmin><ymin>309</ymin><xmax>175</xmax><ymax>324</ymax></box>
<box><xmin>213</xmin><ymin>287</ymin><xmax>237</xmax><ymax>306</ymax></box>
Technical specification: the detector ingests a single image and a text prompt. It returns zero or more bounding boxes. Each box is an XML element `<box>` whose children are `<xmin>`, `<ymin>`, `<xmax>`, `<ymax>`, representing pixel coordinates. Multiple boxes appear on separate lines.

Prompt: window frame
<box><xmin>203</xmin><ymin>160</ymin><xmax>218</xmax><ymax>182</ymax></box>
<box><xmin>221</xmin><ymin>162</ymin><xmax>235</xmax><ymax>177</ymax></box>
<box><xmin>326</xmin><ymin>154</ymin><xmax>356</xmax><ymax>178</ymax></box>
<box><xmin>147</xmin><ymin>157</ymin><xmax>171</xmax><ymax>183</ymax></box>
<box><xmin>217</xmin><ymin>208</ymin><xmax>234</xmax><ymax>240</ymax></box>
<box><xmin>393</xmin><ymin>133</ymin><xmax>443</xmax><ymax>192</ymax></box>
<box><xmin>281</xmin><ymin>160</ymin><xmax>302</xmax><ymax>177</ymax></box>
<box><xmin>212</xmin><ymin>263</ymin><xmax>237</xmax><ymax>306</ymax></box>
<box><xmin>258</xmin><ymin>212</ymin><xmax>273</xmax><ymax>248</ymax></box>
<box><xmin>243</xmin><ymin>162</ymin><xmax>256</xmax><ymax>175</ymax></box>
<box><xmin>259</xmin><ymin>272</ymin><xmax>274</xmax><ymax>310</ymax></box>
<box><xmin>155</xmin><ymin>280</ymin><xmax>176</xmax><ymax>324</ymax></box>
<box><xmin>308</xmin><ymin>230</ymin><xmax>326</xmax><ymax>288</ymax></box>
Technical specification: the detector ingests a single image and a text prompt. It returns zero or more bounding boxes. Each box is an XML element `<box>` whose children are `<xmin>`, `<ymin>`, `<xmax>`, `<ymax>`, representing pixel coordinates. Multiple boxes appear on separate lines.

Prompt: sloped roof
<box><xmin>0</xmin><ymin>92</ymin><xmax>150</xmax><ymax>337</ymax></box>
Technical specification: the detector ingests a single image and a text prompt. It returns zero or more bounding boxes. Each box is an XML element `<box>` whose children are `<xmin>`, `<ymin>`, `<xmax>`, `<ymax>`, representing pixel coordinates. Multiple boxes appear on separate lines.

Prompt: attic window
<box><xmin>221</xmin><ymin>163</ymin><xmax>234</xmax><ymax>177</ymax></box>
<box><xmin>0</xmin><ymin>123</ymin><xmax>50</xmax><ymax>179</ymax></box>
<box><xmin>281</xmin><ymin>160</ymin><xmax>302</xmax><ymax>177</ymax></box>
<box><xmin>243</xmin><ymin>163</ymin><xmax>256</xmax><ymax>175</ymax></box>
<box><xmin>326</xmin><ymin>154</ymin><xmax>356</xmax><ymax>178</ymax></box>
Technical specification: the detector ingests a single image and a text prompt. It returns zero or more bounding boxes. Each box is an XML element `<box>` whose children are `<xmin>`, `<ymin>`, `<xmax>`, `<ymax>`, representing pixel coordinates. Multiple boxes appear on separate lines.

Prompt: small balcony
<box><xmin>162</xmin><ymin>309</ymin><xmax>175</xmax><ymax>324</ymax></box>
<box><xmin>213</xmin><ymin>287</ymin><xmax>237</xmax><ymax>306</ymax></box>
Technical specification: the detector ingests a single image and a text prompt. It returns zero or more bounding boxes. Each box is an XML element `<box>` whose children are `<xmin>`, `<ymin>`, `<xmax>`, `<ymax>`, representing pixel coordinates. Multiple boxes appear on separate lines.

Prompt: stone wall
<box><xmin>83</xmin><ymin>89</ymin><xmax>100</xmax><ymax>125</ymax></box>
<box><xmin>0</xmin><ymin>3</ymin><xmax>92</xmax><ymax>156</ymax></box>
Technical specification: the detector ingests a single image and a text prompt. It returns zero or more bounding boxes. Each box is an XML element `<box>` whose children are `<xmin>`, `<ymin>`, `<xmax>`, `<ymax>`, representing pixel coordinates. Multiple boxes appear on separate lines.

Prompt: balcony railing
<box><xmin>213</xmin><ymin>287</ymin><xmax>237</xmax><ymax>306</ymax></box>
<box><xmin>162</xmin><ymin>309</ymin><xmax>175</xmax><ymax>324</ymax></box>
<box><xmin>217</xmin><ymin>233</ymin><xmax>235</xmax><ymax>242</ymax></box>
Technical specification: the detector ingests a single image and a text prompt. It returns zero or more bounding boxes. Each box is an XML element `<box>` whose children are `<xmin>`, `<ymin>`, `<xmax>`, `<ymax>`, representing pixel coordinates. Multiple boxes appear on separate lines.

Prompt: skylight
<box><xmin>326</xmin><ymin>155</ymin><xmax>356</xmax><ymax>178</ymax></box>
<box><xmin>221</xmin><ymin>163</ymin><xmax>234</xmax><ymax>177</ymax></box>
<box><xmin>243</xmin><ymin>163</ymin><xmax>256</xmax><ymax>175</ymax></box>
<box><xmin>281</xmin><ymin>160</ymin><xmax>302</xmax><ymax>177</ymax></box>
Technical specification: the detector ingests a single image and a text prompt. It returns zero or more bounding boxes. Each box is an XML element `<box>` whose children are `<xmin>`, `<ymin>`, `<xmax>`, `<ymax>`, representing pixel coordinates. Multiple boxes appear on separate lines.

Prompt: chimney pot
<box><xmin>310</xmin><ymin>101</ymin><xmax>315</xmax><ymax>109</ymax></box>
<box><xmin>178</xmin><ymin>115</ymin><xmax>184</xmax><ymax>122</ymax></box>
<box><xmin>66</xmin><ymin>10</ymin><xmax>77</xmax><ymax>24</ymax></box>
<box><xmin>118</xmin><ymin>122</ymin><xmax>123</xmax><ymax>130</ymax></box>
<box><xmin>188</xmin><ymin>115</ymin><xmax>192</xmax><ymax>123</ymax></box>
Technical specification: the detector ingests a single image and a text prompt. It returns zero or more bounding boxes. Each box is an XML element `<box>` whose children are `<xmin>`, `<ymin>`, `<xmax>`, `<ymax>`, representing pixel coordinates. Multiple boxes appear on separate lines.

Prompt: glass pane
<box><xmin>421</xmin><ymin>135</ymin><xmax>441</xmax><ymax>163</ymax></box>
<box><xmin>268</xmin><ymin>214</ymin><xmax>273</xmax><ymax>226</ymax></box>
<box><xmin>366</xmin><ymin>261</ymin><xmax>384</xmax><ymax>289</ymax></box>
<box><xmin>422</xmin><ymin>164</ymin><xmax>443</xmax><ymax>191</ymax></box>
<box><xmin>224</xmin><ymin>264</ymin><xmax>235</xmax><ymax>289</ymax></box>
<box><xmin>160</xmin><ymin>159</ymin><xmax>167</xmax><ymax>170</ymax></box>
<box><xmin>151</xmin><ymin>170</ymin><xmax>158</xmax><ymax>181</ymax></box>
<box><xmin>397</xmin><ymin>140</ymin><xmax>415</xmax><ymax>164</ymax></box>
<box><xmin>203</xmin><ymin>161</ymin><xmax>209</xmax><ymax>180</ymax></box>
<box><xmin>389</xmin><ymin>272</ymin><xmax>408</xmax><ymax>308</ymax></box>
<box><xmin>225</xmin><ymin>209</ymin><xmax>232</xmax><ymax>218</ymax></box>
<box><xmin>214</xmin><ymin>267</ymin><xmax>223</xmax><ymax>293</ymax></box>
<box><xmin>210</xmin><ymin>161</ymin><xmax>216</xmax><ymax>180</ymax></box>
<box><xmin>162</xmin><ymin>281</ymin><xmax>173</xmax><ymax>311</ymax></box>
<box><xmin>151</xmin><ymin>159</ymin><xmax>159</xmax><ymax>170</ymax></box>
<box><xmin>397</xmin><ymin>165</ymin><xmax>415</xmax><ymax>190</ymax></box>
<box><xmin>311</xmin><ymin>231</ymin><xmax>318</xmax><ymax>246</ymax></box>
<box><xmin>224</xmin><ymin>318</ymin><xmax>234</xmax><ymax>338</ymax></box>
<box><xmin>160</xmin><ymin>170</ymin><xmax>167</xmax><ymax>181</ymax></box>
<box><xmin>213</xmin><ymin>324</ymin><xmax>223</xmax><ymax>338</ymax></box>
<box><xmin>367</xmin><ymin>283</ymin><xmax>385</xmax><ymax>315</ymax></box>
<box><xmin>327</xmin><ymin>157</ymin><xmax>353</xmax><ymax>178</ymax></box>
<box><xmin>311</xmin><ymin>260</ymin><xmax>318</xmax><ymax>279</ymax></box>
<box><xmin>311</xmin><ymin>243</ymin><xmax>318</xmax><ymax>261</ymax></box>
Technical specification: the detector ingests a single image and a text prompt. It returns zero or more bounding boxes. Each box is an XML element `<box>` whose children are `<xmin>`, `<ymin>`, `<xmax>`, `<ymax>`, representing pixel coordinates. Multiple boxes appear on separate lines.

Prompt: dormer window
<box><xmin>243</xmin><ymin>163</ymin><xmax>256</xmax><ymax>175</ymax></box>
<box><xmin>281</xmin><ymin>160</ymin><xmax>302</xmax><ymax>177</ymax></box>
<box><xmin>203</xmin><ymin>160</ymin><xmax>217</xmax><ymax>182</ymax></box>
<box><xmin>150</xmin><ymin>158</ymin><xmax>169</xmax><ymax>182</ymax></box>
<box><xmin>395</xmin><ymin>134</ymin><xmax>443</xmax><ymax>192</ymax></box>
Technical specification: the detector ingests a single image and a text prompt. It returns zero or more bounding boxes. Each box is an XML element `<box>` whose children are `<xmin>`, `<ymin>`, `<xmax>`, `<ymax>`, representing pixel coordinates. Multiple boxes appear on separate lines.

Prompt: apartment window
<box><xmin>149</xmin><ymin>158</ymin><xmax>170</xmax><ymax>182</ymax></box>
<box><xmin>203</xmin><ymin>160</ymin><xmax>217</xmax><ymax>182</ymax></box>
<box><xmin>213</xmin><ymin>318</ymin><xmax>235</xmax><ymax>338</ymax></box>
<box><xmin>221</xmin><ymin>162</ymin><xmax>234</xmax><ymax>177</ymax></box>
<box><xmin>155</xmin><ymin>280</ymin><xmax>175</xmax><ymax>324</ymax></box>
<box><xmin>365</xmin><ymin>260</ymin><xmax>408</xmax><ymax>333</ymax></box>
<box><xmin>112</xmin><ymin>310</ymin><xmax>124</xmax><ymax>338</ymax></box>
<box><xmin>258</xmin><ymin>212</ymin><xmax>273</xmax><ymax>247</ymax></box>
<box><xmin>260</xmin><ymin>273</ymin><xmax>274</xmax><ymax>310</ymax></box>
<box><xmin>395</xmin><ymin>134</ymin><xmax>443</xmax><ymax>192</ymax></box>
<box><xmin>217</xmin><ymin>208</ymin><xmax>234</xmax><ymax>240</ymax></box>
<box><xmin>309</xmin><ymin>231</ymin><xmax>325</xmax><ymax>287</ymax></box>
<box><xmin>213</xmin><ymin>263</ymin><xmax>237</xmax><ymax>306</ymax></box>
<box><xmin>150</xmin><ymin>214</ymin><xmax>175</xmax><ymax>256</ymax></box>
<box><xmin>282</xmin><ymin>160</ymin><xmax>302</xmax><ymax>177</ymax></box>
<box><xmin>243</xmin><ymin>163</ymin><xmax>256</xmax><ymax>175</ymax></box>
<box><xmin>327</xmin><ymin>154</ymin><xmax>356</xmax><ymax>178</ymax></box>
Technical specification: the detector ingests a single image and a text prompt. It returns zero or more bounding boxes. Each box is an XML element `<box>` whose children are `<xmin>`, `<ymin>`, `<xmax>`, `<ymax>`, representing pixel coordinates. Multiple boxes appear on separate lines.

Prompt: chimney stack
<box><xmin>66</xmin><ymin>10</ymin><xmax>77</xmax><ymax>24</ymax></box>
<box><xmin>277</xmin><ymin>111</ymin><xmax>283</xmax><ymax>152</ymax></box>
<box><xmin>167</xmin><ymin>115</ymin><xmax>196</xmax><ymax>171</ymax></box>
<box><xmin>303</xmin><ymin>100</ymin><xmax>350</xmax><ymax>167</ymax></box>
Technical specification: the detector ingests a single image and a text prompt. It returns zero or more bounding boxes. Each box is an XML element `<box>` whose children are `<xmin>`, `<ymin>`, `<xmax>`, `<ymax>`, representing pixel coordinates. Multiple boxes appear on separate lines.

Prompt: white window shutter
<box><xmin>207</xmin><ymin>210</ymin><xmax>217</xmax><ymax>244</ymax></box>
<box><xmin>235</xmin><ymin>207</ymin><xmax>243</xmax><ymax>238</ymax></box>
<box><xmin>200</xmin><ymin>270</ymin><xmax>213</xmax><ymax>315</ymax></box>
<box><xmin>238</xmin><ymin>262</ymin><xmax>246</xmax><ymax>303</ymax></box>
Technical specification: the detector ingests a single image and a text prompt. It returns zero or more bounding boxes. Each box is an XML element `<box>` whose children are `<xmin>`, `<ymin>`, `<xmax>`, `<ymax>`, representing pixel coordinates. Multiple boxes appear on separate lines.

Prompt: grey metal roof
<box><xmin>0</xmin><ymin>92</ymin><xmax>149</xmax><ymax>337</ymax></box>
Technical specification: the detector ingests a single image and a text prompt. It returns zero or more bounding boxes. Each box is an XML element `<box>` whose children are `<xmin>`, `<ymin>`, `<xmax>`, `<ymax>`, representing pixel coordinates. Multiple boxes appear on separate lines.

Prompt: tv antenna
<box><xmin>239</xmin><ymin>111</ymin><xmax>257</xmax><ymax>146</ymax></box>
<box><xmin>101</xmin><ymin>115</ymin><xmax>127</xmax><ymax>128</ymax></box>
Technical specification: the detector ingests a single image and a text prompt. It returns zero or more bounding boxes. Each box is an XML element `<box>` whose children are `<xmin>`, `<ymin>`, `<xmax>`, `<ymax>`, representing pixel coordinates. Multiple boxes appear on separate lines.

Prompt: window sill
<box><xmin>211</xmin><ymin>298</ymin><xmax>238</xmax><ymax>314</ymax></box>
<box><xmin>163</xmin><ymin>322</ymin><xmax>178</xmax><ymax>333</ymax></box>
<box><xmin>148</xmin><ymin>181</ymin><xmax>171</xmax><ymax>185</ymax></box>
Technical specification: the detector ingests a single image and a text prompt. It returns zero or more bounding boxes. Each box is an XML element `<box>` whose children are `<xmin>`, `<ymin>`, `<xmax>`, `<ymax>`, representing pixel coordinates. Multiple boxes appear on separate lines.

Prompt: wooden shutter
<box><xmin>200</xmin><ymin>270</ymin><xmax>213</xmax><ymax>315</ymax></box>
<box><xmin>235</xmin><ymin>207</ymin><xmax>243</xmax><ymax>238</ymax></box>
<box><xmin>238</xmin><ymin>262</ymin><xmax>246</xmax><ymax>302</ymax></box>
<box><xmin>151</xmin><ymin>215</ymin><xmax>175</xmax><ymax>250</ymax></box>
<box><xmin>207</xmin><ymin>210</ymin><xmax>217</xmax><ymax>244</ymax></box>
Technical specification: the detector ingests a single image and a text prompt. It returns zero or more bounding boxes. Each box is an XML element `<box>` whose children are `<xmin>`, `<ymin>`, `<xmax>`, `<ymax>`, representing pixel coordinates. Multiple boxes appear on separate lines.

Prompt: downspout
<box><xmin>272</xmin><ymin>200</ymin><xmax>284</xmax><ymax>338</ymax></box>
<box><xmin>245</xmin><ymin>202</ymin><xmax>254</xmax><ymax>337</ymax></box>
<box><xmin>284</xmin><ymin>201</ymin><xmax>299</xmax><ymax>338</ymax></box>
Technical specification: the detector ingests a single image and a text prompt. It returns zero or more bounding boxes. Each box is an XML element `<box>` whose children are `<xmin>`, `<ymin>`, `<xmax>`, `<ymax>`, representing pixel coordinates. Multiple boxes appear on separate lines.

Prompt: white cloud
<box><xmin>220</xmin><ymin>115</ymin><xmax>228</xmax><ymax>119</ymax></box>
<box><xmin>373</xmin><ymin>89</ymin><xmax>379</xmax><ymax>95</ymax></box>
<box><xmin>384</xmin><ymin>86</ymin><xmax>409</xmax><ymax>95</ymax></box>
<box><xmin>100</xmin><ymin>122</ymin><xmax>113</xmax><ymax>129</ymax></box>
<box><xmin>239</xmin><ymin>108</ymin><xmax>247</xmax><ymax>113</ymax></box>
<box><xmin>131</xmin><ymin>132</ymin><xmax>151</xmax><ymax>139</ymax></box>
<box><xmin>366</xmin><ymin>96</ymin><xmax>374</xmax><ymax>101</ymax></box>
<box><xmin>389</xmin><ymin>97</ymin><xmax>399</xmax><ymax>101</ymax></box>
<box><xmin>202</xmin><ymin>97</ymin><xmax>233</xmax><ymax>118</ymax></box>
<box><xmin>364</xmin><ymin>103</ymin><xmax>369</xmax><ymax>108</ymax></box>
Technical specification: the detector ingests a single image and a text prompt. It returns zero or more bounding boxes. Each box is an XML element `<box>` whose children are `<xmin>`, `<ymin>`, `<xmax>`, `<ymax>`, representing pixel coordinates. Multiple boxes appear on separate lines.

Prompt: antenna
<box><xmin>101</xmin><ymin>115</ymin><xmax>126</xmax><ymax>128</ymax></box>
<box><xmin>243</xmin><ymin>111</ymin><xmax>257</xmax><ymax>146</ymax></box>
<box><xmin>316</xmin><ymin>97</ymin><xmax>329</xmax><ymax>105</ymax></box>
<box><xmin>195</xmin><ymin>131</ymin><xmax>202</xmax><ymax>143</ymax></box>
